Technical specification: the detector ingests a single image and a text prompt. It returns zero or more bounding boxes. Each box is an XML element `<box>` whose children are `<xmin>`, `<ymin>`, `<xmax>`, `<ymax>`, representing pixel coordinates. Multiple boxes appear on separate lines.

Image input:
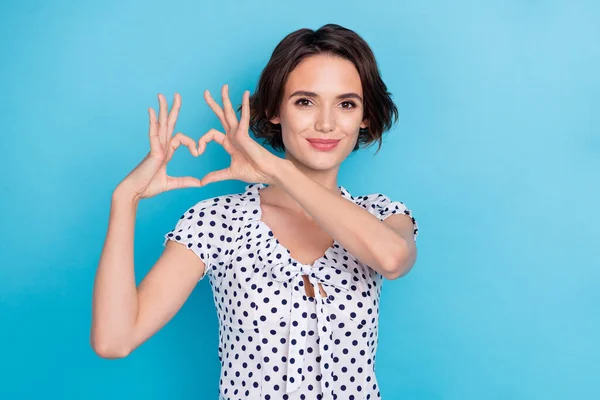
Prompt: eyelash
<box><xmin>294</xmin><ymin>98</ymin><xmax>357</xmax><ymax>109</ymax></box>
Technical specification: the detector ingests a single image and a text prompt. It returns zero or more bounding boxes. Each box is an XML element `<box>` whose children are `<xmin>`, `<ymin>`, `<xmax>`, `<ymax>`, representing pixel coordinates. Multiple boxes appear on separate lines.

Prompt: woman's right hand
<box><xmin>116</xmin><ymin>93</ymin><xmax>202</xmax><ymax>200</ymax></box>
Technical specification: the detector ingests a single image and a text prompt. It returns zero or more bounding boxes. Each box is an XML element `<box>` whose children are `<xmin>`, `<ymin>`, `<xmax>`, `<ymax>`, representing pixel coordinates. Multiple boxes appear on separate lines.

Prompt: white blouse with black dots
<box><xmin>163</xmin><ymin>183</ymin><xmax>419</xmax><ymax>400</ymax></box>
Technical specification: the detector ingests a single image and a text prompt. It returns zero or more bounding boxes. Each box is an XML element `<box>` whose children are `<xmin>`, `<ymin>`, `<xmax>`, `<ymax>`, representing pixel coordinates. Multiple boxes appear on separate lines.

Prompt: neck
<box><xmin>260</xmin><ymin>153</ymin><xmax>341</xmax><ymax>219</ymax></box>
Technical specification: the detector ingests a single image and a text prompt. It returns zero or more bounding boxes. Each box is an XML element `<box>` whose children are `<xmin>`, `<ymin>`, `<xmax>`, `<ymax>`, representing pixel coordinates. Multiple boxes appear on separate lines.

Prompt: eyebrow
<box><xmin>288</xmin><ymin>90</ymin><xmax>363</xmax><ymax>103</ymax></box>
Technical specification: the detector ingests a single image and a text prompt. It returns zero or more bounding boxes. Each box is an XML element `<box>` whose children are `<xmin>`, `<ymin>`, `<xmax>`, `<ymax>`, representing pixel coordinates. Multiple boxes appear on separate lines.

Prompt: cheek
<box><xmin>344</xmin><ymin>117</ymin><xmax>361</xmax><ymax>129</ymax></box>
<box><xmin>279</xmin><ymin>107</ymin><xmax>363</xmax><ymax>141</ymax></box>
<box><xmin>280</xmin><ymin>108</ymin><xmax>313</xmax><ymax>133</ymax></box>
<box><xmin>339</xmin><ymin>113</ymin><xmax>363</xmax><ymax>134</ymax></box>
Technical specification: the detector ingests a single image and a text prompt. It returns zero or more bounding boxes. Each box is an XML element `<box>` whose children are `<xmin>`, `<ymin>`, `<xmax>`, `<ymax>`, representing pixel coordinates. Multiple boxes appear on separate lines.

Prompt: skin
<box><xmin>263</xmin><ymin>54</ymin><xmax>369</xmax><ymax>220</ymax></box>
<box><xmin>90</xmin><ymin>53</ymin><xmax>416</xmax><ymax>359</ymax></box>
<box><xmin>260</xmin><ymin>54</ymin><xmax>370</xmax><ymax>297</ymax></box>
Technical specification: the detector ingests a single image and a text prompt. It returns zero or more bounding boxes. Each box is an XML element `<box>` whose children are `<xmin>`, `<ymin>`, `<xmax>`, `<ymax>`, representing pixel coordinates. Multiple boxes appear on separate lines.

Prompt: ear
<box><xmin>270</xmin><ymin>115</ymin><xmax>281</xmax><ymax>124</ymax></box>
<box><xmin>360</xmin><ymin>118</ymin><xmax>369</xmax><ymax>129</ymax></box>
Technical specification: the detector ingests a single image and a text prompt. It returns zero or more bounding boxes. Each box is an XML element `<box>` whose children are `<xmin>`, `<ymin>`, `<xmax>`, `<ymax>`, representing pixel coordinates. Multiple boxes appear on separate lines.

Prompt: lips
<box><xmin>306</xmin><ymin>139</ymin><xmax>341</xmax><ymax>144</ymax></box>
<box><xmin>306</xmin><ymin>138</ymin><xmax>341</xmax><ymax>151</ymax></box>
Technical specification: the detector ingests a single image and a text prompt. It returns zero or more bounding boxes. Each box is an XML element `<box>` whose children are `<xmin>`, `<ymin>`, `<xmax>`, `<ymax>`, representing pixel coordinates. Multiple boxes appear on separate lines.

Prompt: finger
<box><xmin>167</xmin><ymin>92</ymin><xmax>182</xmax><ymax>137</ymax></box>
<box><xmin>197</xmin><ymin>128</ymin><xmax>229</xmax><ymax>156</ymax></box>
<box><xmin>221</xmin><ymin>84</ymin><xmax>239</xmax><ymax>130</ymax></box>
<box><xmin>199</xmin><ymin>167</ymin><xmax>233</xmax><ymax>187</ymax></box>
<box><xmin>157</xmin><ymin>94</ymin><xmax>169</xmax><ymax>145</ymax></box>
<box><xmin>166</xmin><ymin>175</ymin><xmax>203</xmax><ymax>191</ymax></box>
<box><xmin>239</xmin><ymin>90</ymin><xmax>251</xmax><ymax>133</ymax></box>
<box><xmin>148</xmin><ymin>107</ymin><xmax>161</xmax><ymax>153</ymax></box>
<box><xmin>166</xmin><ymin>132</ymin><xmax>199</xmax><ymax>162</ymax></box>
<box><xmin>204</xmin><ymin>90</ymin><xmax>229</xmax><ymax>131</ymax></box>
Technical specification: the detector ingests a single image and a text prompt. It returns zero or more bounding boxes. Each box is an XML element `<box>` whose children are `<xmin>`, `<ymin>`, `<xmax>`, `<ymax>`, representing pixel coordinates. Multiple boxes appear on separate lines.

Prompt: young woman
<box><xmin>92</xmin><ymin>23</ymin><xmax>419</xmax><ymax>400</ymax></box>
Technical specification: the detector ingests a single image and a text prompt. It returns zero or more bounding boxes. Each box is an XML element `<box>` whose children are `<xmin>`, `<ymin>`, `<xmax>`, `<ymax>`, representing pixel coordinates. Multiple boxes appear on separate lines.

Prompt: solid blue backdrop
<box><xmin>1</xmin><ymin>0</ymin><xmax>598</xmax><ymax>399</ymax></box>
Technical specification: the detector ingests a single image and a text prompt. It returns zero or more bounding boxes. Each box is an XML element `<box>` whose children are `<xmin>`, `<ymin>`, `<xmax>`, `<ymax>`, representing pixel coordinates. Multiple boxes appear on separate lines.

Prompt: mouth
<box><xmin>306</xmin><ymin>138</ymin><xmax>341</xmax><ymax>151</ymax></box>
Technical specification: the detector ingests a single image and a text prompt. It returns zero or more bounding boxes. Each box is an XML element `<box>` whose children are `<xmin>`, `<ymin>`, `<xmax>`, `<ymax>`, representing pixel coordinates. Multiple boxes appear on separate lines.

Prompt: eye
<box><xmin>340</xmin><ymin>101</ymin><xmax>357</xmax><ymax>109</ymax></box>
<box><xmin>294</xmin><ymin>98</ymin><xmax>313</xmax><ymax>107</ymax></box>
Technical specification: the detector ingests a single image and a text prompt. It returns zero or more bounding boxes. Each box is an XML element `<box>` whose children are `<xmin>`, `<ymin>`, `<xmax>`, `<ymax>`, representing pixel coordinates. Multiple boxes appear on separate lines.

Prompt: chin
<box><xmin>302</xmin><ymin>151</ymin><xmax>347</xmax><ymax>171</ymax></box>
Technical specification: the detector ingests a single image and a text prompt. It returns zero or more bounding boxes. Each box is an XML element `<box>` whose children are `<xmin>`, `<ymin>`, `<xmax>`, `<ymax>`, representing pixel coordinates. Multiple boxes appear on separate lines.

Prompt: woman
<box><xmin>92</xmin><ymin>23</ymin><xmax>419</xmax><ymax>400</ymax></box>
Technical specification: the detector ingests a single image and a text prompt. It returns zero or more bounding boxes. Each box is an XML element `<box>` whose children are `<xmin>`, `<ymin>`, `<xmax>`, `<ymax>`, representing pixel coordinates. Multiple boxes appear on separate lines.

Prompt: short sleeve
<box><xmin>163</xmin><ymin>197</ymin><xmax>234</xmax><ymax>281</ymax></box>
<box><xmin>361</xmin><ymin>193</ymin><xmax>419</xmax><ymax>242</ymax></box>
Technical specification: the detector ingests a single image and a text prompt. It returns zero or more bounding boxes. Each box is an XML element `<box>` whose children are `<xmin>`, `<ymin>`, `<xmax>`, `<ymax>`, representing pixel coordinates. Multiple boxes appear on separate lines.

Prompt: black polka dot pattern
<box><xmin>357</xmin><ymin>193</ymin><xmax>419</xmax><ymax>241</ymax></box>
<box><xmin>163</xmin><ymin>183</ymin><xmax>419</xmax><ymax>399</ymax></box>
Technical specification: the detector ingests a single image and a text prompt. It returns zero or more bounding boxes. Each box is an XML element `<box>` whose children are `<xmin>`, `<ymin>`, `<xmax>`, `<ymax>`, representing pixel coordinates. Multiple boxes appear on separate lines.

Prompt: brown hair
<box><xmin>245</xmin><ymin>23</ymin><xmax>399</xmax><ymax>154</ymax></box>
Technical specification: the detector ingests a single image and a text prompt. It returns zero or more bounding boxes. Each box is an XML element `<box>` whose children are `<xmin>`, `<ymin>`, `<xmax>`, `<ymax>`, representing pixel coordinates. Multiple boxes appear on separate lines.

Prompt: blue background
<box><xmin>1</xmin><ymin>0</ymin><xmax>598</xmax><ymax>399</ymax></box>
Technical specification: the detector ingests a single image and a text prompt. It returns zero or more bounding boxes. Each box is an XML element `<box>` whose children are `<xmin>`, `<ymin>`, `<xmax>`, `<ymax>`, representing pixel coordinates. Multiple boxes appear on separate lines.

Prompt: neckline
<box><xmin>246</xmin><ymin>182</ymin><xmax>353</xmax><ymax>268</ymax></box>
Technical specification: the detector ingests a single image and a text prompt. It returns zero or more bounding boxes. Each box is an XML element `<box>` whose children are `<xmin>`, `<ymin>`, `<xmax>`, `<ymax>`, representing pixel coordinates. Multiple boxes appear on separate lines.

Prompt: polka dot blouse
<box><xmin>163</xmin><ymin>183</ymin><xmax>418</xmax><ymax>400</ymax></box>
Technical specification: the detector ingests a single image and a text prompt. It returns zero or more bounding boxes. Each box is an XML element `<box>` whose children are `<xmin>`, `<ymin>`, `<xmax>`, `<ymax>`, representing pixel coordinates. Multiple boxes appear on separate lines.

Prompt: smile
<box><xmin>306</xmin><ymin>139</ymin><xmax>341</xmax><ymax>151</ymax></box>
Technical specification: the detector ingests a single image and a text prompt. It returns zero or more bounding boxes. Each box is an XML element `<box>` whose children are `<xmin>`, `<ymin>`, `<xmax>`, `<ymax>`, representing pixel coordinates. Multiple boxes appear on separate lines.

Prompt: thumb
<box><xmin>200</xmin><ymin>168</ymin><xmax>232</xmax><ymax>186</ymax></box>
<box><xmin>166</xmin><ymin>176</ymin><xmax>203</xmax><ymax>191</ymax></box>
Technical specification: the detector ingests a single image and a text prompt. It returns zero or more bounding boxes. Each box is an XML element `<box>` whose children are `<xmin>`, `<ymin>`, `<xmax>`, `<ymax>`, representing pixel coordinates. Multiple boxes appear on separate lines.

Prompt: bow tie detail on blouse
<box><xmin>267</xmin><ymin>261</ymin><xmax>352</xmax><ymax>395</ymax></box>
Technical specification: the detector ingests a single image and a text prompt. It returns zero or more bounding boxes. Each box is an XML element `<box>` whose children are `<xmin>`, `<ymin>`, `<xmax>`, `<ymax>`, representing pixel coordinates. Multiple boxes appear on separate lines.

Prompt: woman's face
<box><xmin>270</xmin><ymin>54</ymin><xmax>368</xmax><ymax>171</ymax></box>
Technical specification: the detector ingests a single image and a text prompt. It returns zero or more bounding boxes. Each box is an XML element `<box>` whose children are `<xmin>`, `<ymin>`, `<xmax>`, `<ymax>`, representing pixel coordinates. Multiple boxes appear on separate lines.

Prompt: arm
<box><xmin>273</xmin><ymin>161</ymin><xmax>417</xmax><ymax>280</ymax></box>
<box><xmin>90</xmin><ymin>186</ymin><xmax>205</xmax><ymax>359</ymax></box>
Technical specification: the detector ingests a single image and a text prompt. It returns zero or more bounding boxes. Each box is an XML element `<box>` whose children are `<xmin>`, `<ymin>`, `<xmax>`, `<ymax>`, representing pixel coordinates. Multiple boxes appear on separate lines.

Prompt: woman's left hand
<box><xmin>198</xmin><ymin>84</ymin><xmax>286</xmax><ymax>186</ymax></box>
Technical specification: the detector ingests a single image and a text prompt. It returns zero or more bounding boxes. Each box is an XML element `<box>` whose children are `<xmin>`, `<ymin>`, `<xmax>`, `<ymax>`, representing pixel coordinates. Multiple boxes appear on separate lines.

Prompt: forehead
<box><xmin>284</xmin><ymin>54</ymin><xmax>363</xmax><ymax>96</ymax></box>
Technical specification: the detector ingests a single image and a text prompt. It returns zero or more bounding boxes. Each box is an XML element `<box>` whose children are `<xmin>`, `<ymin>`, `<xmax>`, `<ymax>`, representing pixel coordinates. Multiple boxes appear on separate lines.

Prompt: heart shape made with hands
<box><xmin>123</xmin><ymin>85</ymin><xmax>286</xmax><ymax>200</ymax></box>
<box><xmin>197</xmin><ymin>84</ymin><xmax>283</xmax><ymax>187</ymax></box>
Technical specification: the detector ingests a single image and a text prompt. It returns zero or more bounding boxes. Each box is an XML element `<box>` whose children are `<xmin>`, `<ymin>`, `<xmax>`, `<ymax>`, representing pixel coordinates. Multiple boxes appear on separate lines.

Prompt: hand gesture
<box><xmin>198</xmin><ymin>84</ymin><xmax>285</xmax><ymax>186</ymax></box>
<box><xmin>117</xmin><ymin>93</ymin><xmax>203</xmax><ymax>200</ymax></box>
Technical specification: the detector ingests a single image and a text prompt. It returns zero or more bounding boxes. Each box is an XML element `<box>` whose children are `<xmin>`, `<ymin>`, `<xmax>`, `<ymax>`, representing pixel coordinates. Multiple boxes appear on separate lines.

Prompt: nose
<box><xmin>314</xmin><ymin>108</ymin><xmax>335</xmax><ymax>133</ymax></box>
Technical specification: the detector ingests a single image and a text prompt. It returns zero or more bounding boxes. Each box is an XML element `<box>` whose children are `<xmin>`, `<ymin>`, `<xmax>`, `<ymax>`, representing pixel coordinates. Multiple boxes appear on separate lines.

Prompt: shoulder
<box><xmin>170</xmin><ymin>190</ymin><xmax>248</xmax><ymax>232</ymax></box>
<box><xmin>183</xmin><ymin>191</ymin><xmax>243</xmax><ymax>215</ymax></box>
<box><xmin>164</xmin><ymin>189</ymin><xmax>250</xmax><ymax>248</ymax></box>
<box><xmin>163</xmin><ymin>190</ymin><xmax>250</xmax><ymax>276</ymax></box>
<box><xmin>354</xmin><ymin>191</ymin><xmax>419</xmax><ymax>241</ymax></box>
<box><xmin>354</xmin><ymin>192</ymin><xmax>409</xmax><ymax>218</ymax></box>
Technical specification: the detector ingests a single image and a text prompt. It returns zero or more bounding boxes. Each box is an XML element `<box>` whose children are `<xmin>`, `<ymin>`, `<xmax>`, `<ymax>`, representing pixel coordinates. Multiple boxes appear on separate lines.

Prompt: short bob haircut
<box><xmin>247</xmin><ymin>23</ymin><xmax>399</xmax><ymax>154</ymax></box>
